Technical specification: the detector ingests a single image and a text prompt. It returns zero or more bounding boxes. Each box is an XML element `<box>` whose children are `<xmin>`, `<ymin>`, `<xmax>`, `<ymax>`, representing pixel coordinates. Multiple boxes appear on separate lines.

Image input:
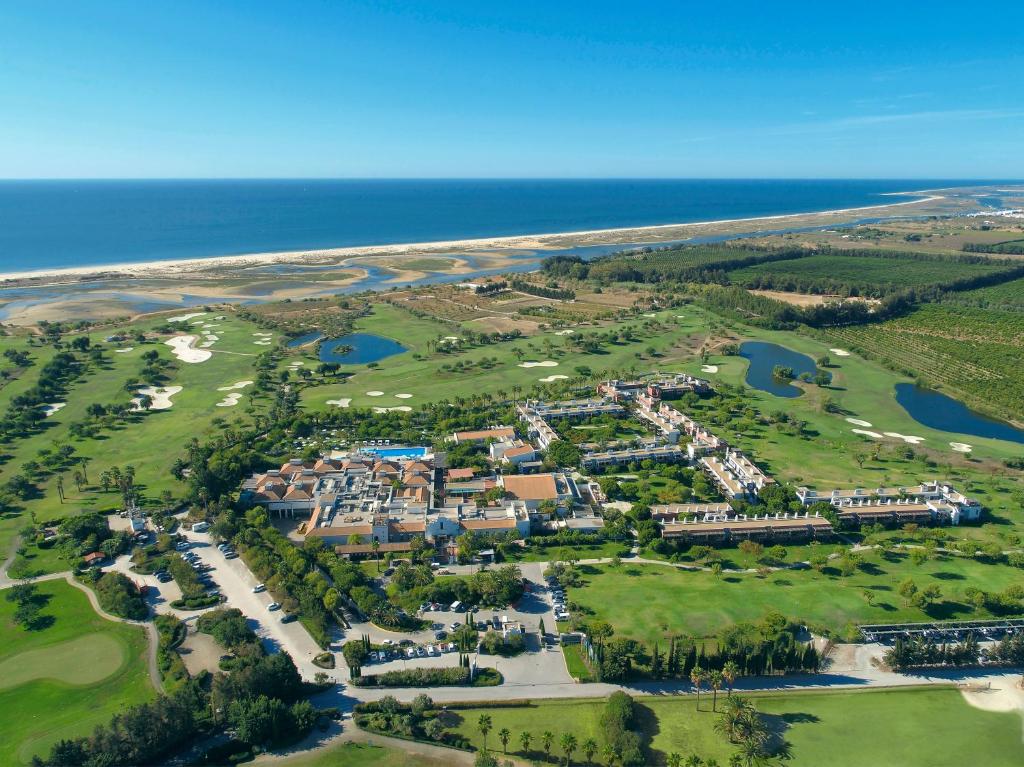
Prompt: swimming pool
<box><xmin>362</xmin><ymin>446</ymin><xmax>429</xmax><ymax>458</ymax></box>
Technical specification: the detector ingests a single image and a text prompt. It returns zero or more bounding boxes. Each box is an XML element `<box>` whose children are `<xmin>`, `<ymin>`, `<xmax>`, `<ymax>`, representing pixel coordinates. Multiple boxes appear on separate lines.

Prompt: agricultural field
<box><xmin>826</xmin><ymin>304</ymin><xmax>1024</xmax><ymax>423</ymax></box>
<box><xmin>945</xmin><ymin>275</ymin><xmax>1024</xmax><ymax>311</ymax></box>
<box><xmin>0</xmin><ymin>579</ymin><xmax>153</xmax><ymax>765</ymax></box>
<box><xmin>564</xmin><ymin>551</ymin><xmax>1023</xmax><ymax>644</ymax></box>
<box><xmin>728</xmin><ymin>253</ymin><xmax>1012</xmax><ymax>295</ymax></box>
<box><xmin>447</xmin><ymin>687</ymin><xmax>1023</xmax><ymax>766</ymax></box>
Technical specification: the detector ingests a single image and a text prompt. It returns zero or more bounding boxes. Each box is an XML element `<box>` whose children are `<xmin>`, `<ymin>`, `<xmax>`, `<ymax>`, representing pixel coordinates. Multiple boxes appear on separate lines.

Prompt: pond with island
<box><xmin>315</xmin><ymin>333</ymin><xmax>407</xmax><ymax>364</ymax></box>
<box><xmin>739</xmin><ymin>341</ymin><xmax>829</xmax><ymax>398</ymax></box>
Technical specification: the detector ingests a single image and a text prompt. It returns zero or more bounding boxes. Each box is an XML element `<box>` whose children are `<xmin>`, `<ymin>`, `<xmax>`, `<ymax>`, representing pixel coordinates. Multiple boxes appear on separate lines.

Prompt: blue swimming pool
<box><xmin>362</xmin><ymin>446</ymin><xmax>429</xmax><ymax>458</ymax></box>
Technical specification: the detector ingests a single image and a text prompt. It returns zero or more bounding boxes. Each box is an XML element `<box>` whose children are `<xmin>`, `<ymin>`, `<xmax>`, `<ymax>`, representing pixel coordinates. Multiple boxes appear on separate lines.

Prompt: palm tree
<box><xmin>372</xmin><ymin>538</ymin><xmax>381</xmax><ymax>572</ymax></box>
<box><xmin>690</xmin><ymin>666</ymin><xmax>706</xmax><ymax>710</ymax></box>
<box><xmin>519</xmin><ymin>731</ymin><xmax>532</xmax><ymax>755</ymax></box>
<box><xmin>722</xmin><ymin>660</ymin><xmax>739</xmax><ymax>697</ymax></box>
<box><xmin>542</xmin><ymin>730</ymin><xmax>554</xmax><ymax>759</ymax></box>
<box><xmin>582</xmin><ymin>738</ymin><xmax>598</xmax><ymax>764</ymax></box>
<box><xmin>477</xmin><ymin>714</ymin><xmax>492</xmax><ymax>751</ymax></box>
<box><xmin>685</xmin><ymin>756</ymin><xmax>703</xmax><ymax>767</ymax></box>
<box><xmin>498</xmin><ymin>727</ymin><xmax>511</xmax><ymax>754</ymax></box>
<box><xmin>602</xmin><ymin>743</ymin><xmax>618</xmax><ymax>766</ymax></box>
<box><xmin>668</xmin><ymin>754</ymin><xmax>683</xmax><ymax>767</ymax></box>
<box><xmin>561</xmin><ymin>733</ymin><xmax>578</xmax><ymax>766</ymax></box>
<box><xmin>709</xmin><ymin>669</ymin><xmax>724</xmax><ymax>711</ymax></box>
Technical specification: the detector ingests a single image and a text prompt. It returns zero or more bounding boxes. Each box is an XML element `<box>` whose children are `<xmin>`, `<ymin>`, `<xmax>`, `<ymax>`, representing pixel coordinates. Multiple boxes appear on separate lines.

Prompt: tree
<box><xmin>561</xmin><ymin>732</ymin><xmax>578</xmax><ymax>766</ymax></box>
<box><xmin>519</xmin><ymin>731</ymin><xmax>532</xmax><ymax>754</ymax></box>
<box><xmin>372</xmin><ymin>538</ymin><xmax>381</xmax><ymax>572</ymax></box>
<box><xmin>582</xmin><ymin>737</ymin><xmax>598</xmax><ymax>764</ymax></box>
<box><xmin>478</xmin><ymin>714</ymin><xmax>493</xmax><ymax>752</ymax></box>
<box><xmin>498</xmin><ymin>727</ymin><xmax>511</xmax><ymax>754</ymax></box>
<box><xmin>722</xmin><ymin>660</ymin><xmax>740</xmax><ymax>697</ymax></box>
<box><xmin>690</xmin><ymin>666</ymin><xmax>707</xmax><ymax>710</ymax></box>
<box><xmin>542</xmin><ymin>730</ymin><xmax>554</xmax><ymax>759</ymax></box>
<box><xmin>668</xmin><ymin>755</ymin><xmax>683</xmax><ymax>767</ymax></box>
<box><xmin>709</xmin><ymin>670</ymin><xmax>724</xmax><ymax>711</ymax></box>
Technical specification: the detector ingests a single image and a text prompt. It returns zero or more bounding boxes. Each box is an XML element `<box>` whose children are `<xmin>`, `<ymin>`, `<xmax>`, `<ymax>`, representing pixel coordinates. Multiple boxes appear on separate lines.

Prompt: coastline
<box><xmin>0</xmin><ymin>192</ymin><xmax>947</xmax><ymax>284</ymax></box>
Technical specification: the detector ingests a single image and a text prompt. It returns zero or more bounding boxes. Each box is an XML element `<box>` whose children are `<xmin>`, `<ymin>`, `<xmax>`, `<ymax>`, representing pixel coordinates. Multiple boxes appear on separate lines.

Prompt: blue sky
<box><xmin>1</xmin><ymin>1</ymin><xmax>1021</xmax><ymax>178</ymax></box>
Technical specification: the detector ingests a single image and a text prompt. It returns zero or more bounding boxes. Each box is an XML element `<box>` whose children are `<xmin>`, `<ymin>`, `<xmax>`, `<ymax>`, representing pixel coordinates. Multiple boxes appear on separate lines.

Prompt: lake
<box><xmin>318</xmin><ymin>333</ymin><xmax>407</xmax><ymax>364</ymax></box>
<box><xmin>286</xmin><ymin>331</ymin><xmax>325</xmax><ymax>348</ymax></box>
<box><xmin>739</xmin><ymin>341</ymin><xmax>828</xmax><ymax>398</ymax></box>
<box><xmin>894</xmin><ymin>383</ymin><xmax>1024</xmax><ymax>444</ymax></box>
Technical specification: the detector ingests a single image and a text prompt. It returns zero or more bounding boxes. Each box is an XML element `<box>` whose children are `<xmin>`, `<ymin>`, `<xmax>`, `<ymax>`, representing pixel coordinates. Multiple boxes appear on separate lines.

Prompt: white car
<box><xmin>381</xmin><ymin>639</ymin><xmax>396</xmax><ymax>646</ymax></box>
<box><xmin>426</xmin><ymin>645</ymin><xmax>437</xmax><ymax>656</ymax></box>
<box><xmin>252</xmin><ymin>584</ymin><xmax>266</xmax><ymax>593</ymax></box>
<box><xmin>267</xmin><ymin>602</ymin><xmax>281</xmax><ymax>611</ymax></box>
<box><xmin>405</xmin><ymin>648</ymin><xmax>416</xmax><ymax>658</ymax></box>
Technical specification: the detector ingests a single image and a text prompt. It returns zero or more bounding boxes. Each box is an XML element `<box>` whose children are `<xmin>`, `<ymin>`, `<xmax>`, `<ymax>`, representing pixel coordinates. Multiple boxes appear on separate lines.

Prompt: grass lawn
<box><xmin>504</xmin><ymin>540</ymin><xmax>631</xmax><ymax>563</ymax></box>
<box><xmin>566</xmin><ymin>550</ymin><xmax>1023</xmax><ymax>643</ymax></box>
<box><xmin>0</xmin><ymin>579</ymin><xmax>154</xmax><ymax>765</ymax></box>
<box><xmin>447</xmin><ymin>687</ymin><xmax>1023</xmax><ymax>766</ymax></box>
<box><xmin>271</xmin><ymin>741</ymin><xmax>450</xmax><ymax>767</ymax></box>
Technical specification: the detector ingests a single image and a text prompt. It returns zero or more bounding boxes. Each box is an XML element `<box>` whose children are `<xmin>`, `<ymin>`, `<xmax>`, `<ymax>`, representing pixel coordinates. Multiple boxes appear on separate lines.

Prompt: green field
<box><xmin>728</xmin><ymin>253</ymin><xmax>1009</xmax><ymax>293</ymax></box>
<box><xmin>447</xmin><ymin>687</ymin><xmax>1023</xmax><ymax>766</ymax></box>
<box><xmin>566</xmin><ymin>551</ymin><xmax>1022</xmax><ymax>643</ymax></box>
<box><xmin>272</xmin><ymin>741</ymin><xmax>449</xmax><ymax>767</ymax></box>
<box><xmin>0</xmin><ymin>580</ymin><xmax>153</xmax><ymax>765</ymax></box>
<box><xmin>0</xmin><ymin>310</ymin><xmax>270</xmax><ymax>566</ymax></box>
<box><xmin>299</xmin><ymin>302</ymin><xmax>715</xmax><ymax>410</ymax></box>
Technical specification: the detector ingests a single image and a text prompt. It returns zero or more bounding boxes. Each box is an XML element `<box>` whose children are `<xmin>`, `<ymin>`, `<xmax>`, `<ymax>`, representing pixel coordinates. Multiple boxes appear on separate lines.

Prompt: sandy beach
<box><xmin>0</xmin><ymin>192</ymin><xmax>950</xmax><ymax>285</ymax></box>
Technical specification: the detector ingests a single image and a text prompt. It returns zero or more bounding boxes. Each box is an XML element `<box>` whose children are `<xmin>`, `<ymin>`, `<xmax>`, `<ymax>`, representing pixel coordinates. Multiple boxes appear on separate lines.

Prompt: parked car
<box><xmin>281</xmin><ymin>614</ymin><xmax>297</xmax><ymax>624</ymax></box>
<box><xmin>434</xmin><ymin>630</ymin><xmax>447</xmax><ymax>640</ymax></box>
<box><xmin>449</xmin><ymin>621</ymin><xmax>461</xmax><ymax>631</ymax></box>
<box><xmin>267</xmin><ymin>602</ymin><xmax>281</xmax><ymax>611</ymax></box>
<box><xmin>415</xmin><ymin>646</ymin><xmax>427</xmax><ymax>657</ymax></box>
<box><xmin>252</xmin><ymin>583</ymin><xmax>266</xmax><ymax>593</ymax></box>
<box><xmin>426</xmin><ymin>645</ymin><xmax>437</xmax><ymax>656</ymax></box>
<box><xmin>381</xmin><ymin>638</ymin><xmax>396</xmax><ymax>646</ymax></box>
<box><xmin>405</xmin><ymin>648</ymin><xmax>416</xmax><ymax>658</ymax></box>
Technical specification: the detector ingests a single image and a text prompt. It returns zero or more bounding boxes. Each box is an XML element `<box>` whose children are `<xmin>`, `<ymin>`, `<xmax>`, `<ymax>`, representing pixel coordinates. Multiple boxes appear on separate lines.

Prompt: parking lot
<box><xmin>353</xmin><ymin>560</ymin><xmax>573</xmax><ymax>687</ymax></box>
<box><xmin>178</xmin><ymin>529</ymin><xmax>326</xmax><ymax>679</ymax></box>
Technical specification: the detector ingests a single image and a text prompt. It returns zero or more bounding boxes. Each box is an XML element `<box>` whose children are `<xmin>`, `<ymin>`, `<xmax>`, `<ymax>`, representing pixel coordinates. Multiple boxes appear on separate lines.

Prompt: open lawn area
<box><xmin>0</xmin><ymin>579</ymin><xmax>153</xmax><ymax>765</ymax></box>
<box><xmin>446</xmin><ymin>687</ymin><xmax>1023</xmax><ymax>766</ymax></box>
<box><xmin>565</xmin><ymin>551</ymin><xmax>1023</xmax><ymax>643</ymax></box>
<box><xmin>270</xmin><ymin>740</ymin><xmax>449</xmax><ymax>767</ymax></box>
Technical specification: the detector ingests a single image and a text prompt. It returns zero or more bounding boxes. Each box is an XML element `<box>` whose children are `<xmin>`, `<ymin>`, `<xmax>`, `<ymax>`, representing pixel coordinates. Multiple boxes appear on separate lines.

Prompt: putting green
<box><xmin>0</xmin><ymin>634</ymin><xmax>126</xmax><ymax>691</ymax></box>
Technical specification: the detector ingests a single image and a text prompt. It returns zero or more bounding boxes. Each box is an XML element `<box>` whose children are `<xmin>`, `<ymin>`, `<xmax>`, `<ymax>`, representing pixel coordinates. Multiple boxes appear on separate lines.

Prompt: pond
<box><xmin>318</xmin><ymin>333</ymin><xmax>407</xmax><ymax>364</ymax></box>
<box><xmin>894</xmin><ymin>383</ymin><xmax>1024</xmax><ymax>444</ymax></box>
<box><xmin>739</xmin><ymin>341</ymin><xmax>829</xmax><ymax>398</ymax></box>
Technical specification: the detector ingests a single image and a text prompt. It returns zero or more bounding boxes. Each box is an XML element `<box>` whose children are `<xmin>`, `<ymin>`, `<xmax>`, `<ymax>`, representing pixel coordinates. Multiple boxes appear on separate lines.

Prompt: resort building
<box><xmin>796</xmin><ymin>481</ymin><xmax>982</xmax><ymax>524</ymax></box>
<box><xmin>449</xmin><ymin>426</ymin><xmax>517</xmax><ymax>445</ymax></box>
<box><xmin>580</xmin><ymin>443</ymin><xmax>686</xmax><ymax>469</ymax></box>
<box><xmin>499</xmin><ymin>472</ymin><xmax>578</xmax><ymax>509</ymax></box>
<box><xmin>651</xmin><ymin>503</ymin><xmax>833</xmax><ymax>542</ymax></box>
<box><xmin>700</xmin><ymin>448</ymin><xmax>774</xmax><ymax>500</ymax></box>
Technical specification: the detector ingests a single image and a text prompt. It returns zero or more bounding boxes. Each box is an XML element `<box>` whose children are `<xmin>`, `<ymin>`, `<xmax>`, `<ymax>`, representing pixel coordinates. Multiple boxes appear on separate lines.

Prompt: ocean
<box><xmin>0</xmin><ymin>178</ymin><xmax>996</xmax><ymax>273</ymax></box>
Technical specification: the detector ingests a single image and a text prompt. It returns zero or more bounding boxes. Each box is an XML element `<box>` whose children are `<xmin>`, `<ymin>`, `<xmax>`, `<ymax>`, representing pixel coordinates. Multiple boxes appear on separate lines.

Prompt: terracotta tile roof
<box><xmin>447</xmin><ymin>467</ymin><xmax>476</xmax><ymax>480</ymax></box>
<box><xmin>390</xmin><ymin>520</ymin><xmax>426</xmax><ymax>533</ymax></box>
<box><xmin>453</xmin><ymin>427</ymin><xmax>516</xmax><ymax>442</ymax></box>
<box><xmin>403</xmin><ymin>475</ymin><xmax>430</xmax><ymax>487</ymax></box>
<box><xmin>307</xmin><ymin>524</ymin><xmax>373</xmax><ymax>538</ymax></box>
<box><xmin>502</xmin><ymin>473</ymin><xmax>559</xmax><ymax>501</ymax></box>
<box><xmin>283</xmin><ymin>487</ymin><xmax>311</xmax><ymax>501</ymax></box>
<box><xmin>504</xmin><ymin>445</ymin><xmax>535</xmax><ymax>458</ymax></box>
<box><xmin>335</xmin><ymin>542</ymin><xmax>413</xmax><ymax>554</ymax></box>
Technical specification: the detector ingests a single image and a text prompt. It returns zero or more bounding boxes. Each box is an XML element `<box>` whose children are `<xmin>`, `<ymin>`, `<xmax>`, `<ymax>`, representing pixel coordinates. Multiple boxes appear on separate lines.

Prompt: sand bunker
<box><xmin>216</xmin><ymin>393</ymin><xmax>243</xmax><ymax>407</ymax></box>
<box><xmin>845</xmin><ymin>417</ymin><xmax>873</xmax><ymax>427</ymax></box>
<box><xmin>203</xmin><ymin>334</ymin><xmax>219</xmax><ymax>342</ymax></box>
<box><xmin>950</xmin><ymin>442</ymin><xmax>973</xmax><ymax>453</ymax></box>
<box><xmin>443</xmin><ymin>336</ymin><xmax>460</xmax><ymax>341</ymax></box>
<box><xmin>701</xmin><ymin>365</ymin><xmax>719</xmax><ymax>373</ymax></box>
<box><xmin>166</xmin><ymin>335</ymin><xmax>212</xmax><ymax>363</ymax></box>
<box><xmin>643</xmin><ymin>313</ymin><xmax>657</xmax><ymax>317</ymax></box>
<box><xmin>538</xmin><ymin>374</ymin><xmax>569</xmax><ymax>383</ymax></box>
<box><xmin>289</xmin><ymin>361</ymin><xmax>305</xmax><ymax>367</ymax></box>
<box><xmin>326</xmin><ymin>398</ymin><xmax>352</xmax><ymax>408</ymax></box>
<box><xmin>113</xmin><ymin>347</ymin><xmax>134</xmax><ymax>354</ymax></box>
<box><xmin>883</xmin><ymin>432</ymin><xmax>926</xmax><ymax>444</ymax></box>
<box><xmin>959</xmin><ymin>674</ymin><xmax>1024</xmax><ymax>723</ymax></box>
<box><xmin>132</xmin><ymin>386</ymin><xmax>182</xmax><ymax>411</ymax></box>
<box><xmin>373</xmin><ymin>406</ymin><xmax>412</xmax><ymax>413</ymax></box>
<box><xmin>366</xmin><ymin>391</ymin><xmax>384</xmax><ymax>396</ymax></box>
<box><xmin>168</xmin><ymin>312</ymin><xmax>206</xmax><ymax>323</ymax></box>
<box><xmin>394</xmin><ymin>393</ymin><xmax>413</xmax><ymax>399</ymax></box>
<box><xmin>41</xmin><ymin>402</ymin><xmax>66</xmax><ymax>417</ymax></box>
<box><xmin>829</xmin><ymin>348</ymin><xmax>851</xmax><ymax>357</ymax></box>
<box><xmin>199</xmin><ymin>341</ymin><xmax>215</xmax><ymax>348</ymax></box>
<box><xmin>519</xmin><ymin>360</ymin><xmax>558</xmax><ymax>368</ymax></box>
<box><xmin>554</xmin><ymin>329</ymin><xmax>575</xmax><ymax>336</ymax></box>
<box><xmin>217</xmin><ymin>380</ymin><xmax>254</xmax><ymax>392</ymax></box>
<box><xmin>852</xmin><ymin>428</ymin><xmax>884</xmax><ymax>439</ymax></box>
<box><xmin>252</xmin><ymin>332</ymin><xmax>273</xmax><ymax>337</ymax></box>
<box><xmin>253</xmin><ymin>340</ymin><xmax>272</xmax><ymax>346</ymax></box>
